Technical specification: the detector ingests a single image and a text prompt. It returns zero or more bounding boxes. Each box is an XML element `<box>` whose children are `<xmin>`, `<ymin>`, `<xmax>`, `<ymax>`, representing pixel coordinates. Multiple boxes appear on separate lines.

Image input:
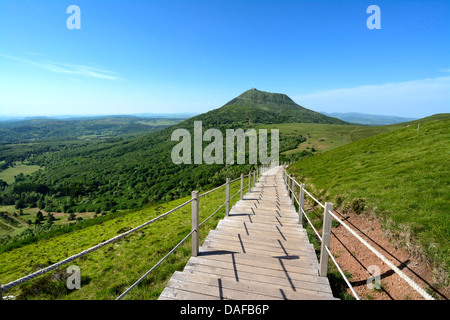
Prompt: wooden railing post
<box><xmin>299</xmin><ymin>184</ymin><xmax>305</xmax><ymax>223</ymax></box>
<box><xmin>240</xmin><ymin>173</ymin><xmax>244</xmax><ymax>200</ymax></box>
<box><xmin>319</xmin><ymin>202</ymin><xmax>333</xmax><ymax>276</ymax></box>
<box><xmin>225</xmin><ymin>178</ymin><xmax>230</xmax><ymax>216</ymax></box>
<box><xmin>248</xmin><ymin>171</ymin><xmax>251</xmax><ymax>192</ymax></box>
<box><xmin>286</xmin><ymin>175</ymin><xmax>291</xmax><ymax>198</ymax></box>
<box><xmin>285</xmin><ymin>173</ymin><xmax>288</xmax><ymax>190</ymax></box>
<box><xmin>253</xmin><ymin>171</ymin><xmax>256</xmax><ymax>188</ymax></box>
<box><xmin>291</xmin><ymin>178</ymin><xmax>296</xmax><ymax>206</ymax></box>
<box><xmin>191</xmin><ymin>190</ymin><xmax>199</xmax><ymax>257</ymax></box>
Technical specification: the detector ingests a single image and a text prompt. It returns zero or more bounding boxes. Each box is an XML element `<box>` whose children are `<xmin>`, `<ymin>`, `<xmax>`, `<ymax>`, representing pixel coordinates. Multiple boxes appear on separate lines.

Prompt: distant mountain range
<box><xmin>321</xmin><ymin>112</ymin><xmax>417</xmax><ymax>125</ymax></box>
<box><xmin>0</xmin><ymin>113</ymin><xmax>198</xmax><ymax>122</ymax></box>
<box><xmin>2</xmin><ymin>100</ymin><xmax>418</xmax><ymax>126</ymax></box>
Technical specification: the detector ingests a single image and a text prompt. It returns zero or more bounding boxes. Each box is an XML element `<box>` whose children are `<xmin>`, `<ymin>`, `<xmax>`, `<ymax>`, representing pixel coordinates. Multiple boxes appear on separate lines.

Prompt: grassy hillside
<box><xmin>0</xmin><ymin>176</ymin><xmax>248</xmax><ymax>299</ymax></box>
<box><xmin>287</xmin><ymin>117</ymin><xmax>450</xmax><ymax>284</ymax></box>
<box><xmin>256</xmin><ymin>122</ymin><xmax>398</xmax><ymax>154</ymax></box>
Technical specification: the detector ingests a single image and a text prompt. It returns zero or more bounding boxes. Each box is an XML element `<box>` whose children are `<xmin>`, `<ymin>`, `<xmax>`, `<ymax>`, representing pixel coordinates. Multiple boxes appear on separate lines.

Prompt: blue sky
<box><xmin>0</xmin><ymin>0</ymin><xmax>449</xmax><ymax>118</ymax></box>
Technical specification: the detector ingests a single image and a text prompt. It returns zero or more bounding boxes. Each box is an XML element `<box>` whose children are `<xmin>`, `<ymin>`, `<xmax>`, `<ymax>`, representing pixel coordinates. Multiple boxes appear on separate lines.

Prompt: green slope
<box><xmin>288</xmin><ymin>116</ymin><xmax>450</xmax><ymax>284</ymax></box>
<box><xmin>256</xmin><ymin>122</ymin><xmax>399</xmax><ymax>154</ymax></box>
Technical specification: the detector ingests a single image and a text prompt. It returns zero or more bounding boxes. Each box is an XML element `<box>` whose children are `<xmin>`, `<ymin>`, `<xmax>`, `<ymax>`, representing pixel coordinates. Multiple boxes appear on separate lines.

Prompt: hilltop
<box><xmin>188</xmin><ymin>89</ymin><xmax>348</xmax><ymax>128</ymax></box>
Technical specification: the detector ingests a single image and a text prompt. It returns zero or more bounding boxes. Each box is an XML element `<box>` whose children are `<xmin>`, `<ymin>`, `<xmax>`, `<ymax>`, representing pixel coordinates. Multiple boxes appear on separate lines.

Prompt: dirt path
<box><xmin>328</xmin><ymin>210</ymin><xmax>448</xmax><ymax>300</ymax></box>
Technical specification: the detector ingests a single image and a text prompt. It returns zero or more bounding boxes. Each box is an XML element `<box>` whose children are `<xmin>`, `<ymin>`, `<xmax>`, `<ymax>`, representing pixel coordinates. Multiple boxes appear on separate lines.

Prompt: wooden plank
<box><xmin>201</xmin><ymin>243</ymin><xmax>319</xmax><ymax>267</ymax></box>
<box><xmin>225</xmin><ymin>215</ymin><xmax>300</xmax><ymax>227</ymax></box>
<box><xmin>197</xmin><ymin>246</ymin><xmax>319</xmax><ymax>268</ymax></box>
<box><xmin>201</xmin><ymin>236</ymin><xmax>316</xmax><ymax>257</ymax></box>
<box><xmin>232</xmin><ymin>202</ymin><xmax>295</xmax><ymax>208</ymax></box>
<box><xmin>164</xmin><ymin>276</ymin><xmax>280</xmax><ymax>300</ymax></box>
<box><xmin>212</xmin><ymin>225</ymin><xmax>309</xmax><ymax>244</ymax></box>
<box><xmin>183</xmin><ymin>257</ymin><xmax>331</xmax><ymax>293</ymax></box>
<box><xmin>229</xmin><ymin>206</ymin><xmax>299</xmax><ymax>217</ymax></box>
<box><xmin>182</xmin><ymin>262</ymin><xmax>333</xmax><ymax>295</ymax></box>
<box><xmin>211</xmin><ymin>225</ymin><xmax>308</xmax><ymax>241</ymax></box>
<box><xmin>215</xmin><ymin>220</ymin><xmax>308</xmax><ymax>238</ymax></box>
<box><xmin>228</xmin><ymin>209</ymin><xmax>299</xmax><ymax>219</ymax></box>
<box><xmin>187</xmin><ymin>255</ymin><xmax>323</xmax><ymax>280</ymax></box>
<box><xmin>229</xmin><ymin>209</ymin><xmax>299</xmax><ymax>219</ymax></box>
<box><xmin>170</xmin><ymin>271</ymin><xmax>334</xmax><ymax>300</ymax></box>
<box><xmin>159</xmin><ymin>286</ymin><xmax>228</xmax><ymax>300</ymax></box>
<box><xmin>207</xmin><ymin>230</ymin><xmax>310</xmax><ymax>251</ymax></box>
<box><xmin>218</xmin><ymin>218</ymin><xmax>304</xmax><ymax>233</ymax></box>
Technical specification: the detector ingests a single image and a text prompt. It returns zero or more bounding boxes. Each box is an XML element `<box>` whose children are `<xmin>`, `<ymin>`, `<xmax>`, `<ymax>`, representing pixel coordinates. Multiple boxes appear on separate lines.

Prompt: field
<box><xmin>256</xmin><ymin>123</ymin><xmax>398</xmax><ymax>154</ymax></box>
<box><xmin>0</xmin><ymin>175</ymin><xmax>249</xmax><ymax>300</ymax></box>
<box><xmin>0</xmin><ymin>211</ymin><xmax>28</xmax><ymax>238</ymax></box>
<box><xmin>287</xmin><ymin>117</ymin><xmax>450</xmax><ymax>285</ymax></box>
<box><xmin>0</xmin><ymin>206</ymin><xmax>101</xmax><ymax>239</ymax></box>
<box><xmin>0</xmin><ymin>164</ymin><xmax>42</xmax><ymax>185</ymax></box>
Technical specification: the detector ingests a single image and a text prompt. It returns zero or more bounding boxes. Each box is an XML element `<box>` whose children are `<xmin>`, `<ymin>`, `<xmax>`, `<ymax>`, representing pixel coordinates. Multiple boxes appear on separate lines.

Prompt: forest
<box><xmin>0</xmin><ymin>113</ymin><xmax>308</xmax><ymax>220</ymax></box>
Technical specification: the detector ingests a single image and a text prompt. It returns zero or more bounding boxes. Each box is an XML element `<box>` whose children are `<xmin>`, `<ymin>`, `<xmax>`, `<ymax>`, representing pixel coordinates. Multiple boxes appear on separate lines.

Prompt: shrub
<box><xmin>351</xmin><ymin>198</ymin><xmax>366</xmax><ymax>215</ymax></box>
<box><xmin>36</xmin><ymin>211</ymin><xmax>44</xmax><ymax>221</ymax></box>
<box><xmin>335</xmin><ymin>195</ymin><xmax>344</xmax><ymax>207</ymax></box>
<box><xmin>17</xmin><ymin>268</ymin><xmax>69</xmax><ymax>300</ymax></box>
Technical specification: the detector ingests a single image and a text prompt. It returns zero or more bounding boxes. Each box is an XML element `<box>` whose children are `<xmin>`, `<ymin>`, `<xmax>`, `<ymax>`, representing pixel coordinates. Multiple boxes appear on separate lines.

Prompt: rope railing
<box><xmin>199</xmin><ymin>200</ymin><xmax>227</xmax><ymax>227</ymax></box>
<box><xmin>230</xmin><ymin>189</ymin><xmax>241</xmax><ymax>201</ymax></box>
<box><xmin>290</xmin><ymin>187</ymin><xmax>323</xmax><ymax>241</ymax></box>
<box><xmin>300</xmin><ymin>208</ymin><xmax>322</xmax><ymax>241</ymax></box>
<box><xmin>0</xmin><ymin>168</ymin><xmax>260</xmax><ymax>300</ymax></box>
<box><xmin>325</xmin><ymin>246</ymin><xmax>360</xmax><ymax>300</ymax></box>
<box><xmin>198</xmin><ymin>182</ymin><xmax>227</xmax><ymax>198</ymax></box>
<box><xmin>116</xmin><ymin>229</ymin><xmax>196</xmax><ymax>300</ymax></box>
<box><xmin>327</xmin><ymin>209</ymin><xmax>434</xmax><ymax>300</ymax></box>
<box><xmin>292</xmin><ymin>178</ymin><xmax>325</xmax><ymax>209</ymax></box>
<box><xmin>282</xmin><ymin>166</ymin><xmax>435</xmax><ymax>301</ymax></box>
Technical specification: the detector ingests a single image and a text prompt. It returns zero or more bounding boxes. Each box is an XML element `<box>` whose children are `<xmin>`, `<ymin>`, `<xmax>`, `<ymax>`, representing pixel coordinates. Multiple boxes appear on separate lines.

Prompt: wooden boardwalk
<box><xmin>158</xmin><ymin>166</ymin><xmax>336</xmax><ymax>300</ymax></box>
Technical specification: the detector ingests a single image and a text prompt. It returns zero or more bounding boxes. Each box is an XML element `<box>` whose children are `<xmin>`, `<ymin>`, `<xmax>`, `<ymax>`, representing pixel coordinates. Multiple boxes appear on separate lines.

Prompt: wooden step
<box><xmin>164</xmin><ymin>271</ymin><xmax>335</xmax><ymax>300</ymax></box>
<box><xmin>182</xmin><ymin>264</ymin><xmax>334</xmax><ymax>297</ymax></box>
<box><xmin>206</xmin><ymin>230</ymin><xmax>310</xmax><ymax>250</ymax></box>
